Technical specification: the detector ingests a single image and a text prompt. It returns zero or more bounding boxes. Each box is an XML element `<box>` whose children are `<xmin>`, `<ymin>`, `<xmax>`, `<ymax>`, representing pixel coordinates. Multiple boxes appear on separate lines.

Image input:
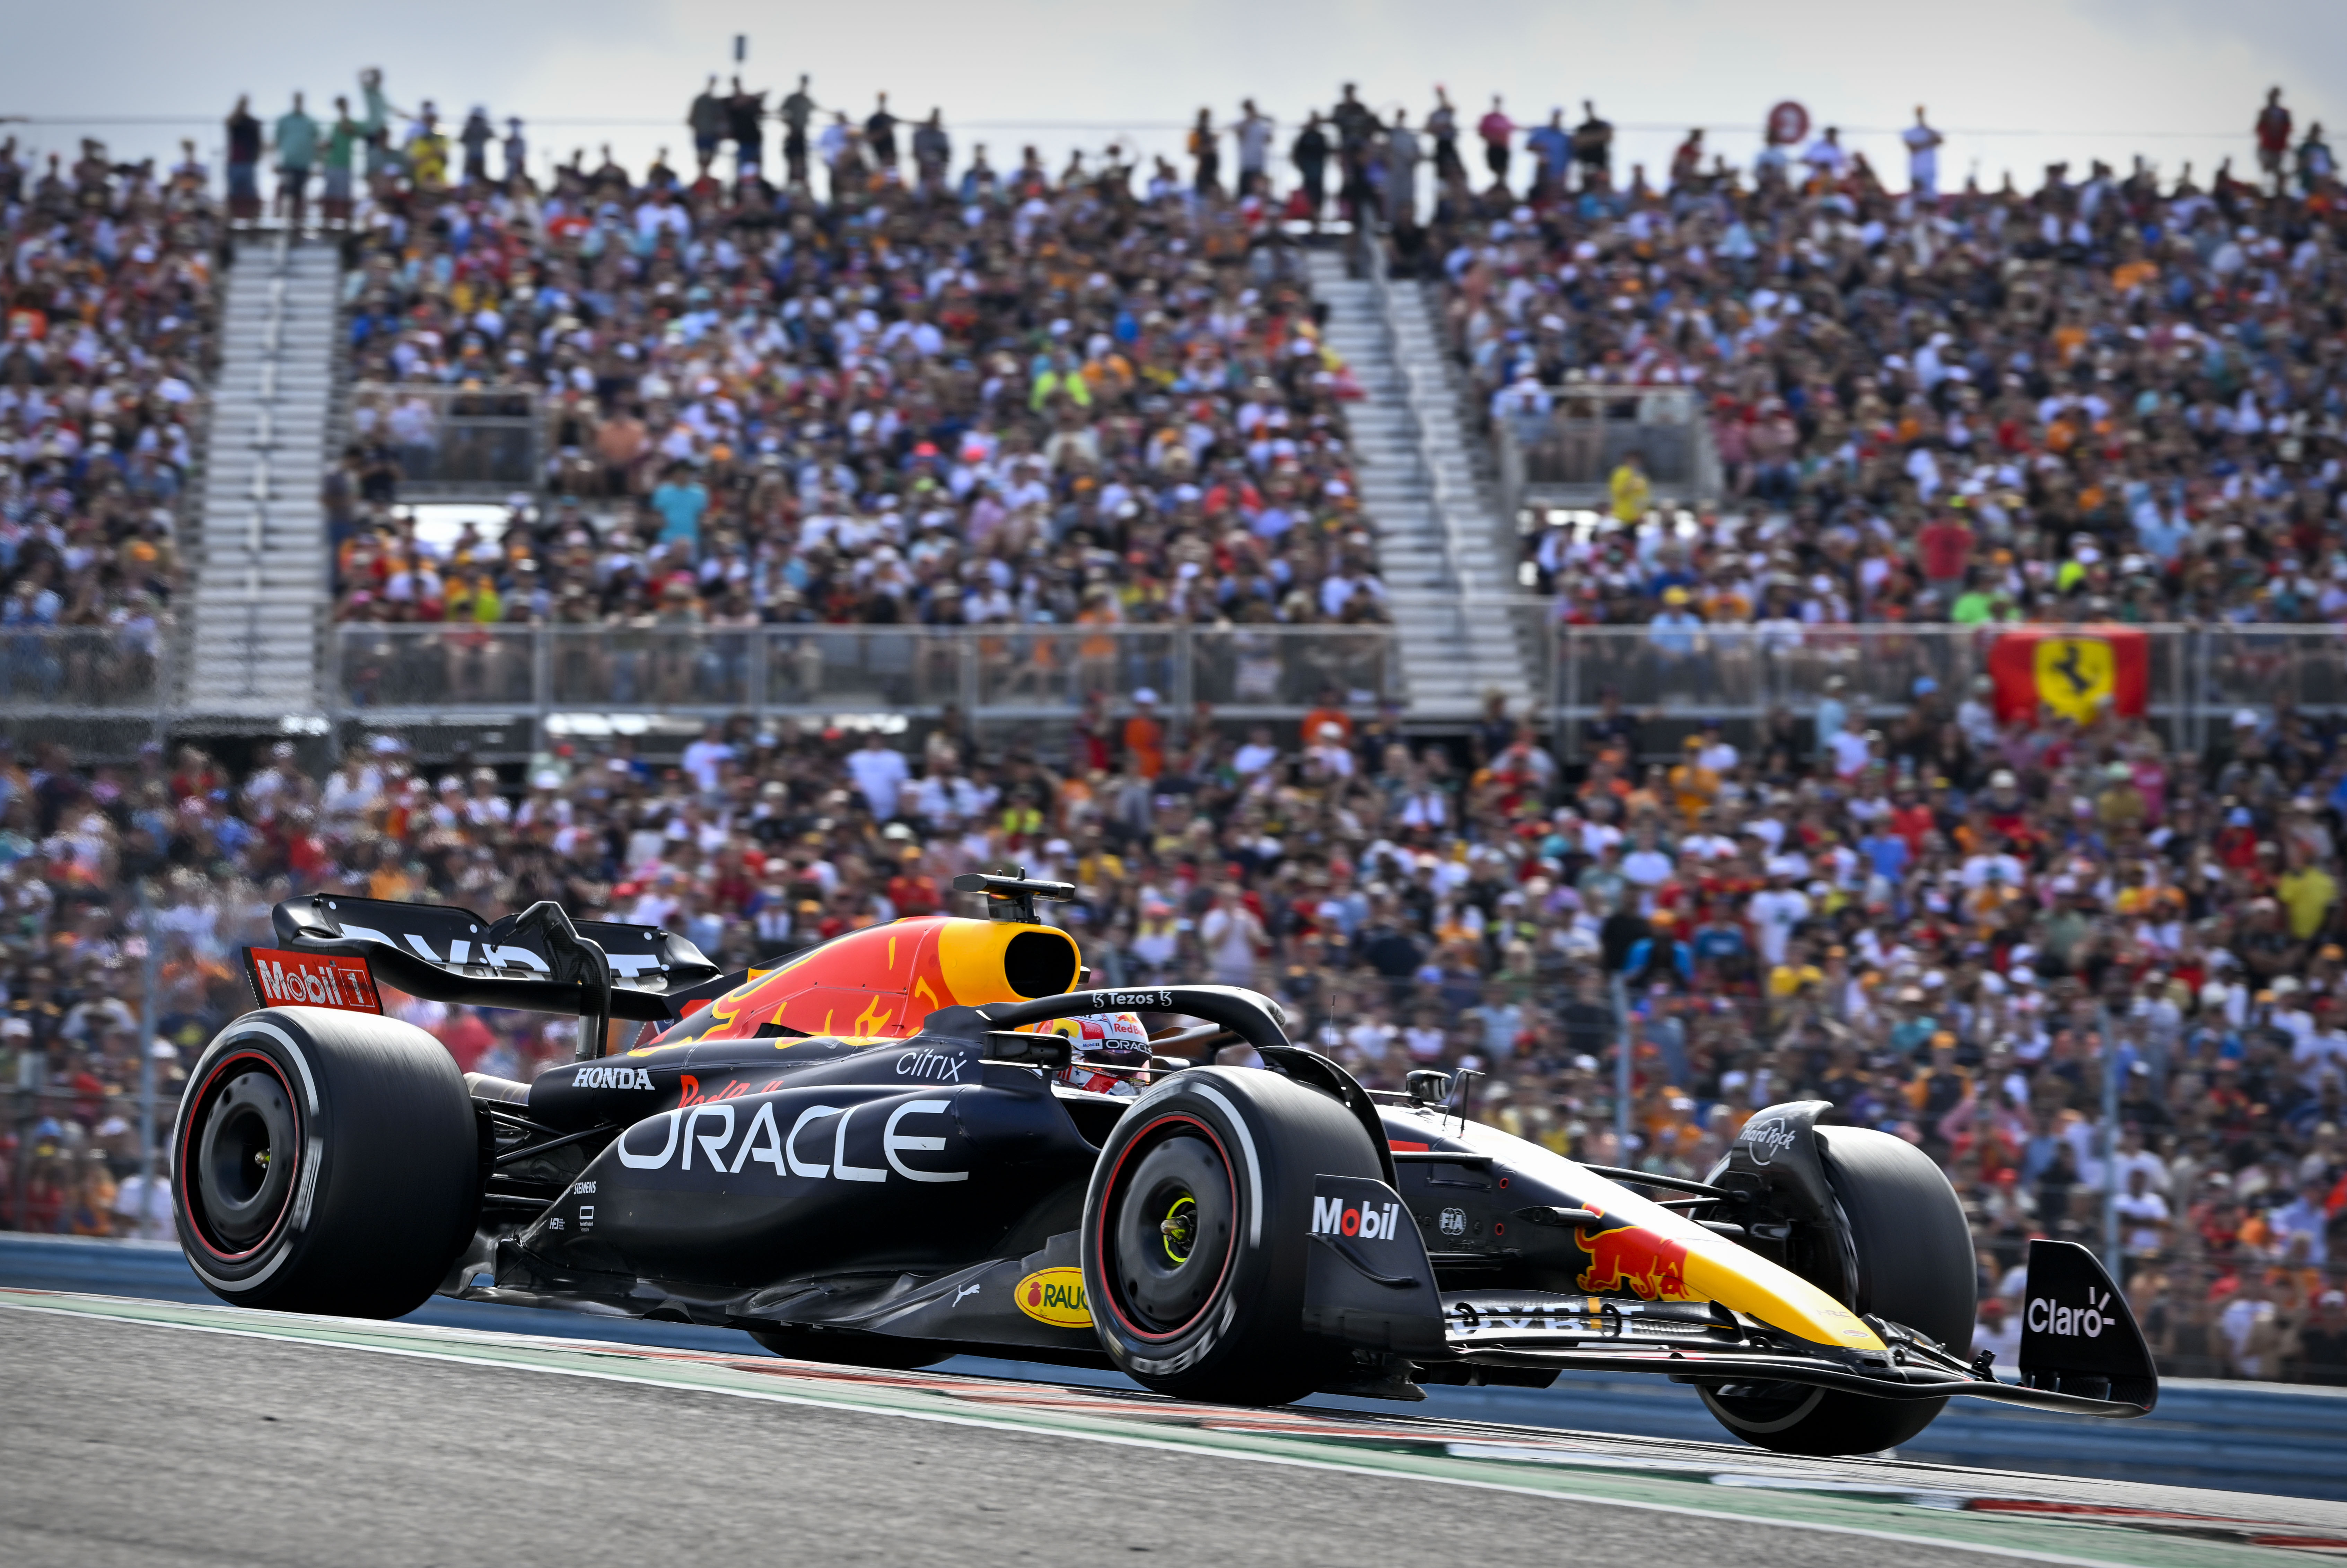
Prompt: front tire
<box><xmin>1700</xmin><ymin>1126</ymin><xmax>1976</xmax><ymax>1455</ymax></box>
<box><xmin>1081</xmin><ymin>1067</ymin><xmax>1384</xmax><ymax>1406</ymax></box>
<box><xmin>173</xmin><ymin>1007</ymin><xmax>480</xmax><ymax>1318</ymax></box>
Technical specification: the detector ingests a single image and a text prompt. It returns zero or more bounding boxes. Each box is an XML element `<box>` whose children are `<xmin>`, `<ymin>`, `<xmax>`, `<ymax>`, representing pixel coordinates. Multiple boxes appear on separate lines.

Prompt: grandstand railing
<box><xmin>0</xmin><ymin>626</ymin><xmax>174</xmax><ymax>716</ymax></box>
<box><xmin>326</xmin><ymin>622</ymin><xmax>1402</xmax><ymax>730</ymax></box>
<box><xmin>347</xmin><ymin>382</ymin><xmax>544</xmax><ymax>500</ymax></box>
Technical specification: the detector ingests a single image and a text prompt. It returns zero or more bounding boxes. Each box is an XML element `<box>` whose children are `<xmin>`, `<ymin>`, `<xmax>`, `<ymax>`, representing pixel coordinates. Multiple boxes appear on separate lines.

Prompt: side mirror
<box><xmin>1405</xmin><ymin>1069</ymin><xmax>1453</xmax><ymax>1105</ymax></box>
<box><xmin>983</xmin><ymin>1031</ymin><xmax>1072</xmax><ymax>1070</ymax></box>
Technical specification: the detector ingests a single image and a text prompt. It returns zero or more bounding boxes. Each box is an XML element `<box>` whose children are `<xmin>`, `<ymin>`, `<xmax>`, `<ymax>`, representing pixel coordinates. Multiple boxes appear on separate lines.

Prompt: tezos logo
<box><xmin>574</xmin><ymin>1065</ymin><xmax>655</xmax><ymax>1091</ymax></box>
<box><xmin>2029</xmin><ymin>1286</ymin><xmax>2113</xmax><ymax>1338</ymax></box>
<box><xmin>1740</xmin><ymin>1117</ymin><xmax>1797</xmax><ymax>1165</ymax></box>
<box><xmin>1313</xmin><ymin>1196</ymin><xmax>1401</xmax><ymax>1241</ymax></box>
<box><xmin>1015</xmin><ymin>1267</ymin><xmax>1091</xmax><ymax>1327</ymax></box>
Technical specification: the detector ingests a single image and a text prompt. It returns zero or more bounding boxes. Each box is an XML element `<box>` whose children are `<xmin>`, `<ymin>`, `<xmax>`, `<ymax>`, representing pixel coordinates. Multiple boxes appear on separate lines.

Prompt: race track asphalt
<box><xmin>3</xmin><ymin>1291</ymin><xmax>2343</xmax><ymax>1568</ymax></box>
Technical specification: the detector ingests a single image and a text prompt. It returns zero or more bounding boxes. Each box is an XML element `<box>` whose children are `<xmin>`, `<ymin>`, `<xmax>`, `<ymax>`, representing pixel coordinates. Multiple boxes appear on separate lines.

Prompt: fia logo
<box><xmin>1439</xmin><ymin>1207</ymin><xmax>1468</xmax><ymax>1237</ymax></box>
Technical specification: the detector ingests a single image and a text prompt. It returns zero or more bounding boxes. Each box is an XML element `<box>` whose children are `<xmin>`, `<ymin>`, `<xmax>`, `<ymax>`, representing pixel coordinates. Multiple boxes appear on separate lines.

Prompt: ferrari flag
<box><xmin>1987</xmin><ymin>626</ymin><xmax>2149</xmax><ymax>724</ymax></box>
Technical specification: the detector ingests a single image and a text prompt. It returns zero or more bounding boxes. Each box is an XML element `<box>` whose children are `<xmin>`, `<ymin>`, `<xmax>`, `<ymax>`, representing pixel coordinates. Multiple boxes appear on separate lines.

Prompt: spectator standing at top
<box><xmin>1332</xmin><ymin>82</ymin><xmax>1377</xmax><ymax>219</ymax></box>
<box><xmin>1904</xmin><ymin>106</ymin><xmax>1944</xmax><ymax>201</ymax></box>
<box><xmin>1571</xmin><ymin>100</ymin><xmax>1614</xmax><ymax>190</ymax></box>
<box><xmin>1385</xmin><ymin>110</ymin><xmax>1420</xmax><ymax>227</ymax></box>
<box><xmin>321</xmin><ymin>96</ymin><xmax>359</xmax><ymax>226</ymax></box>
<box><xmin>780</xmin><ymin>75</ymin><xmax>816</xmax><ymax>186</ymax></box>
<box><xmin>406</xmin><ymin>105</ymin><xmax>447</xmax><ymax>190</ymax></box>
<box><xmin>1526</xmin><ymin>109</ymin><xmax>1571</xmax><ymax>201</ymax></box>
<box><xmin>866</xmin><ymin>94</ymin><xmax>899</xmax><ymax>171</ymax></box>
<box><xmin>225</xmin><ymin>95</ymin><xmax>261</xmax><ymax>223</ymax></box>
<box><xmin>358</xmin><ymin>68</ymin><xmax>398</xmax><ymax>182</ymax></box>
<box><xmin>501</xmin><ymin>116</ymin><xmax>527</xmax><ymax>189</ymax></box>
<box><xmin>1291</xmin><ymin>113</ymin><xmax>1330</xmax><ymax>222</ymax></box>
<box><xmin>1188</xmin><ymin>108</ymin><xmax>1220</xmax><ymax>196</ymax></box>
<box><xmin>1234</xmin><ymin>99</ymin><xmax>1272</xmax><ymax>197</ymax></box>
<box><xmin>1427</xmin><ymin>88</ymin><xmax>1464</xmax><ymax>188</ymax></box>
<box><xmin>458</xmin><ymin>106</ymin><xmax>493</xmax><ymax>186</ymax></box>
<box><xmin>2299</xmin><ymin>123</ymin><xmax>2335</xmax><ymax>193</ymax></box>
<box><xmin>2258</xmin><ymin>88</ymin><xmax>2293</xmax><ymax>194</ymax></box>
<box><xmin>1669</xmin><ymin>128</ymin><xmax>1704</xmax><ymax>191</ymax></box>
<box><xmin>1477</xmin><ymin>95</ymin><xmax>1514</xmax><ymax>192</ymax></box>
<box><xmin>689</xmin><ymin>76</ymin><xmax>726</xmax><ymax>178</ymax></box>
<box><xmin>727</xmin><ymin>77</ymin><xmax>764</xmax><ymax>180</ymax></box>
<box><xmin>1802</xmin><ymin>125</ymin><xmax>1848</xmax><ymax>184</ymax></box>
<box><xmin>912</xmin><ymin>110</ymin><xmax>949</xmax><ymax>196</ymax></box>
<box><xmin>272</xmin><ymin>92</ymin><xmax>319</xmax><ymax>227</ymax></box>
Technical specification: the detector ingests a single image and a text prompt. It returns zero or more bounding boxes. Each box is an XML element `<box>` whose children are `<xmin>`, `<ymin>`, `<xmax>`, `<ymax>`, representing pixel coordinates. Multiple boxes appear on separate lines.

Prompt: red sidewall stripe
<box><xmin>178</xmin><ymin>1046</ymin><xmax>303</xmax><ymax>1265</ymax></box>
<box><xmin>1095</xmin><ymin>1109</ymin><xmax>1239</xmax><ymax>1345</ymax></box>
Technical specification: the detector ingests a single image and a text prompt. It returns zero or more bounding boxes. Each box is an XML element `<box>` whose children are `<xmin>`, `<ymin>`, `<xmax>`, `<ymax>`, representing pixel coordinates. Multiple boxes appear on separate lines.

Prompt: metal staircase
<box><xmin>1305</xmin><ymin>247</ymin><xmax>1533</xmax><ymax>723</ymax></box>
<box><xmin>184</xmin><ymin>234</ymin><xmax>338</xmax><ymax>722</ymax></box>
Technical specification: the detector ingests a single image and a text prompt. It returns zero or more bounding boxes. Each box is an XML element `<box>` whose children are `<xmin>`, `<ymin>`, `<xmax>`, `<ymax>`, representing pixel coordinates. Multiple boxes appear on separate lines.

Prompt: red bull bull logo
<box><xmin>1574</xmin><ymin>1223</ymin><xmax>1697</xmax><ymax>1302</ymax></box>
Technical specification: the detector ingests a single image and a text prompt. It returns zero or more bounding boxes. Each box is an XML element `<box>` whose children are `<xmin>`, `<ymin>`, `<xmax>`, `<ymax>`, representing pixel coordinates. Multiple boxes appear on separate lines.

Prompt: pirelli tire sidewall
<box><xmin>172</xmin><ymin>1007</ymin><xmax>480</xmax><ymax>1318</ymax></box>
<box><xmin>1080</xmin><ymin>1066</ymin><xmax>1382</xmax><ymax>1405</ymax></box>
<box><xmin>1699</xmin><ymin>1125</ymin><xmax>1977</xmax><ymax>1456</ymax></box>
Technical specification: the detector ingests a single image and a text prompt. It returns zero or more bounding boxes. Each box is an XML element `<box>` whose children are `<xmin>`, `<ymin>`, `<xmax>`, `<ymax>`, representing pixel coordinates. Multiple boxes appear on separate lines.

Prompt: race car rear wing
<box><xmin>268</xmin><ymin>896</ymin><xmax>729</xmax><ymax>1049</ymax></box>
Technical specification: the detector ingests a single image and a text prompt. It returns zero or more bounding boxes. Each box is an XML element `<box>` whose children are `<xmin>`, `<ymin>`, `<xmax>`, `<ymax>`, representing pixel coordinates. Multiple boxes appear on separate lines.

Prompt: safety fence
<box><xmin>1540</xmin><ymin>620</ymin><xmax>2347</xmax><ymax>761</ymax></box>
<box><xmin>0</xmin><ymin>625</ymin><xmax>172</xmax><ymax>714</ymax></box>
<box><xmin>327</xmin><ymin>622</ymin><xmax>1401</xmax><ymax>730</ymax></box>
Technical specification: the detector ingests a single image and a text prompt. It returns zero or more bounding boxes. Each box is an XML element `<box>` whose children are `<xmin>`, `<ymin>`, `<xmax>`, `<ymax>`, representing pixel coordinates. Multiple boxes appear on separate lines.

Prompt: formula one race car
<box><xmin>175</xmin><ymin>874</ymin><xmax>2158</xmax><ymax>1455</ymax></box>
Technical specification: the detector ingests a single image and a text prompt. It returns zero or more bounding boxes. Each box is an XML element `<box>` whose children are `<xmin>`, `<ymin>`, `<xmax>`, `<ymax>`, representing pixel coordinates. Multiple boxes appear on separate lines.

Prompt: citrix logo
<box><xmin>895</xmin><ymin>1048</ymin><xmax>968</xmax><ymax>1082</ymax></box>
<box><xmin>1312</xmin><ymin>1195</ymin><xmax>1401</xmax><ymax>1241</ymax></box>
<box><xmin>2029</xmin><ymin>1286</ymin><xmax>2114</xmax><ymax>1338</ymax></box>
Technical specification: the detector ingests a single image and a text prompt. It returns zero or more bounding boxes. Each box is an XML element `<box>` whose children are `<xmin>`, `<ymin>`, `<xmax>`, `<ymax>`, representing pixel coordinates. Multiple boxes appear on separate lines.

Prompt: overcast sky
<box><xmin>5</xmin><ymin>0</ymin><xmax>2343</xmax><ymax>197</ymax></box>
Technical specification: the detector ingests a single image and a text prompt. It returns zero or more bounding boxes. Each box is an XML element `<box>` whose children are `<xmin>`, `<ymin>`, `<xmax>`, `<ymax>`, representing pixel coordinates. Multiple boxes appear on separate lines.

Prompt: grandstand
<box><xmin>3</xmin><ymin>75</ymin><xmax>2347</xmax><ymax>1386</ymax></box>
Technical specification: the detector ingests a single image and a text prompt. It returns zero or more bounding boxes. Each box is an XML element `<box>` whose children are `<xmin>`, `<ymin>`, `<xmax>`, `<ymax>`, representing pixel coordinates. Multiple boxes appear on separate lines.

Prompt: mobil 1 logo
<box><xmin>1308</xmin><ymin>1174</ymin><xmax>1425</xmax><ymax>1254</ymax></box>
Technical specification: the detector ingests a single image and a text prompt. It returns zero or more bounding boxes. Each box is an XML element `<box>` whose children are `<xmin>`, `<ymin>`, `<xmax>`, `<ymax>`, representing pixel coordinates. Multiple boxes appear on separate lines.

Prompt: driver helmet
<box><xmin>1035</xmin><ymin>1011</ymin><xmax>1151</xmax><ymax>1096</ymax></box>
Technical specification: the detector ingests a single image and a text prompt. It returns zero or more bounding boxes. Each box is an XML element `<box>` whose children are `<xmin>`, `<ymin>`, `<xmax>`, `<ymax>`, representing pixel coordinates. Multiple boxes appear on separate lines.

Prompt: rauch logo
<box><xmin>1015</xmin><ymin>1266</ymin><xmax>1091</xmax><ymax>1327</ymax></box>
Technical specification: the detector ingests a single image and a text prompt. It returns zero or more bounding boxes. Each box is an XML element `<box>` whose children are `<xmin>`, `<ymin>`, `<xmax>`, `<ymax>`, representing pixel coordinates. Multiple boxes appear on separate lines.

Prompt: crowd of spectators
<box><xmin>324</xmin><ymin>74</ymin><xmax>1392</xmax><ymax>640</ymax></box>
<box><xmin>5</xmin><ymin>660</ymin><xmax>2347</xmax><ymax>1380</ymax></box>
<box><xmin>6</xmin><ymin>78</ymin><xmax>2347</xmax><ymax>1385</ymax></box>
<box><xmin>0</xmin><ymin>135</ymin><xmax>215</xmax><ymax>697</ymax></box>
<box><xmin>1412</xmin><ymin>93</ymin><xmax>2347</xmax><ymax>636</ymax></box>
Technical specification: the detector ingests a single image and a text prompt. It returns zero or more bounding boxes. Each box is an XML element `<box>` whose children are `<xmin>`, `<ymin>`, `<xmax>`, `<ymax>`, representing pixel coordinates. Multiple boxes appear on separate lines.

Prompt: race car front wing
<box><xmin>1302</xmin><ymin>1175</ymin><xmax>2157</xmax><ymax>1418</ymax></box>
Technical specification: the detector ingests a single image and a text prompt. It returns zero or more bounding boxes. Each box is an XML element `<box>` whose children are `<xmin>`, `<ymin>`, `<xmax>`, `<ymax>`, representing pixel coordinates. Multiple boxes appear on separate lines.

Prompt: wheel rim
<box><xmin>184</xmin><ymin>1052</ymin><xmax>300</xmax><ymax>1258</ymax></box>
<box><xmin>1103</xmin><ymin>1120</ymin><xmax>1234</xmax><ymax>1339</ymax></box>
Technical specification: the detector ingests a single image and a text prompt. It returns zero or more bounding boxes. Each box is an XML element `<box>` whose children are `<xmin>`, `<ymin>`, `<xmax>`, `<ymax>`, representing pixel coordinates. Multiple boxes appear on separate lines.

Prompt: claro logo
<box><xmin>1312</xmin><ymin>1195</ymin><xmax>1401</xmax><ymax>1241</ymax></box>
<box><xmin>614</xmin><ymin>1099</ymin><xmax>967</xmax><ymax>1183</ymax></box>
<box><xmin>2029</xmin><ymin>1286</ymin><xmax>2114</xmax><ymax>1338</ymax></box>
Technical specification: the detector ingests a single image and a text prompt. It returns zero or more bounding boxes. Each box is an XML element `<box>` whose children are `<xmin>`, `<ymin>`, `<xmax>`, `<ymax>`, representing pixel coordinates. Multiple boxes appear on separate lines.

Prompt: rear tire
<box><xmin>173</xmin><ymin>1007</ymin><xmax>480</xmax><ymax>1319</ymax></box>
<box><xmin>1081</xmin><ymin>1067</ymin><xmax>1384</xmax><ymax>1406</ymax></box>
<box><xmin>1700</xmin><ymin>1126</ymin><xmax>1976</xmax><ymax>1455</ymax></box>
